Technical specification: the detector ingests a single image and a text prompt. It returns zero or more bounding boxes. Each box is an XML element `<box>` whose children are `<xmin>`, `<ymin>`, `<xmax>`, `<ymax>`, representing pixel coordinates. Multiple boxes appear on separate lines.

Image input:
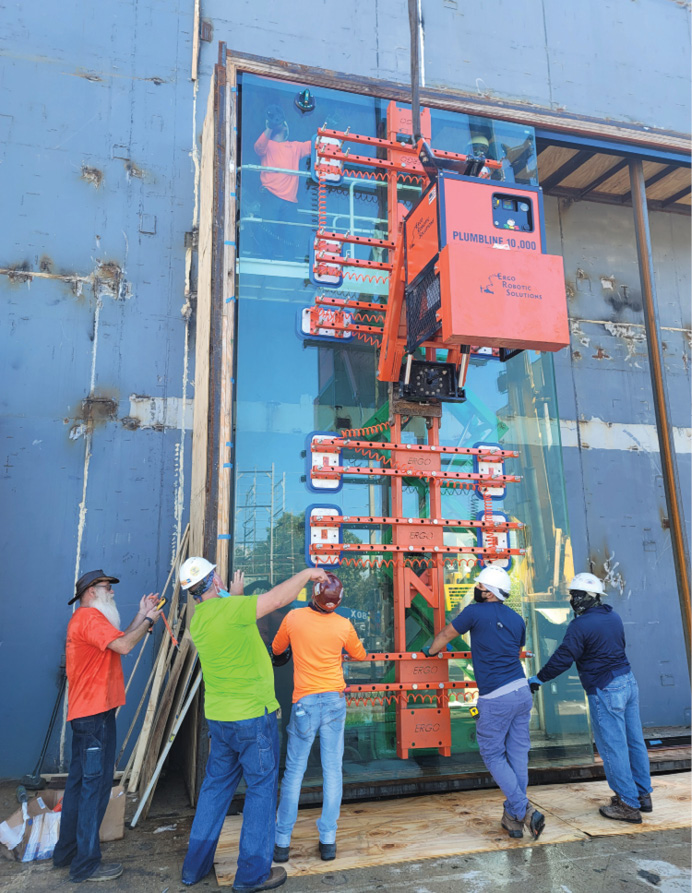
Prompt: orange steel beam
<box><xmin>316</xmin><ymin>127</ymin><xmax>503</xmax><ymax>170</ymax></box>
<box><xmin>350</xmin><ymin>651</ymin><xmax>534</xmax><ymax>661</ymax></box>
<box><xmin>314</xmin><ymin>295</ymin><xmax>387</xmax><ymax>311</ymax></box>
<box><xmin>311</xmin><ymin>466</ymin><xmax>520</xmax><ymax>484</ymax></box>
<box><xmin>310</xmin><ymin>543</ymin><xmax>522</xmax><ymax>556</ymax></box>
<box><xmin>307</xmin><ymin>315</ymin><xmax>383</xmax><ymax>338</ymax></box>
<box><xmin>427</xmin><ymin>418</ymin><xmax>449</xmax><ymax>655</ymax></box>
<box><xmin>308</xmin><ymin>315</ymin><xmax>475</xmax><ymax>350</ymax></box>
<box><xmin>314</xmin><ymin>251</ymin><xmax>392</xmax><ymax>271</ymax></box>
<box><xmin>309</xmin><ymin>515</ymin><xmax>522</xmax><ymax>530</ymax></box>
<box><xmin>346</xmin><ymin>681</ymin><xmax>476</xmax><ymax>693</ymax></box>
<box><xmin>311</xmin><ymin>439</ymin><xmax>518</xmax><ymax>458</ymax></box>
<box><xmin>390</xmin><ymin>415</ymin><xmax>409</xmax><ymax>757</ymax></box>
<box><xmin>377</xmin><ymin>235</ymin><xmax>408</xmax><ymax>382</ymax></box>
<box><xmin>316</xmin><ymin>152</ymin><xmax>427</xmax><ymax>176</ymax></box>
<box><xmin>315</xmin><ymin>230</ymin><xmax>396</xmax><ymax>250</ymax></box>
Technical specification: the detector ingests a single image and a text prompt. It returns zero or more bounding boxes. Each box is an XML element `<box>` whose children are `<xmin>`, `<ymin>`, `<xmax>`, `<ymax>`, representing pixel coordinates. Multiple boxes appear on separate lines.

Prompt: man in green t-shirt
<box><xmin>179</xmin><ymin>557</ymin><xmax>327</xmax><ymax>892</ymax></box>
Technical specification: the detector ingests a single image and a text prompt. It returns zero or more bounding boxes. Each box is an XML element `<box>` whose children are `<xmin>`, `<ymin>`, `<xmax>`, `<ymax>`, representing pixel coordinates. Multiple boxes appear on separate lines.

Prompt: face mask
<box><xmin>218</xmin><ymin>589</ymin><xmax>230</xmax><ymax>599</ymax></box>
<box><xmin>474</xmin><ymin>586</ymin><xmax>486</xmax><ymax>603</ymax></box>
<box><xmin>570</xmin><ymin>590</ymin><xmax>597</xmax><ymax>616</ymax></box>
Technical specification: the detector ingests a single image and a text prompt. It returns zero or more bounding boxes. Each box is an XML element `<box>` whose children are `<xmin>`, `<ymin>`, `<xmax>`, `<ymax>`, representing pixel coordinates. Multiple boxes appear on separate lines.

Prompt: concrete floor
<box><xmin>0</xmin><ymin>777</ymin><xmax>689</xmax><ymax>893</ymax></box>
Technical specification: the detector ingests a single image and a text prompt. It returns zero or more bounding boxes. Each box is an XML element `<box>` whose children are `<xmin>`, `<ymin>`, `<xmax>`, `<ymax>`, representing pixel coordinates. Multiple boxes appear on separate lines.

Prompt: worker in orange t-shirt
<box><xmin>253</xmin><ymin>104</ymin><xmax>311</xmax><ymax>261</ymax></box>
<box><xmin>52</xmin><ymin>570</ymin><xmax>161</xmax><ymax>884</ymax></box>
<box><xmin>272</xmin><ymin>573</ymin><xmax>365</xmax><ymax>863</ymax></box>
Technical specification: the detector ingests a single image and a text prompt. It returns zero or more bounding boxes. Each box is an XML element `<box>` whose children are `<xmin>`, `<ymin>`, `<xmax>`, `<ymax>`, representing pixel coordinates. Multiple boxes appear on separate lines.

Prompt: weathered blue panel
<box><xmin>200</xmin><ymin>0</ymin><xmax>692</xmax><ymax>134</ymax></box>
<box><xmin>0</xmin><ymin>0</ymin><xmax>194</xmax><ymax>775</ymax></box>
<box><xmin>422</xmin><ymin>0</ymin><xmax>554</xmax><ymax>107</ymax></box>
<box><xmin>549</xmin><ymin>195</ymin><xmax>691</xmax><ymax>728</ymax></box>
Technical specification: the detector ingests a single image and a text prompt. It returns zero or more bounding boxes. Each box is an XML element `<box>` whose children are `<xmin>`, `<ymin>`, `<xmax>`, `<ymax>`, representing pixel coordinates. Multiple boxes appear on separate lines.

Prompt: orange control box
<box><xmin>404</xmin><ymin>173</ymin><xmax>570</xmax><ymax>354</ymax></box>
<box><xmin>439</xmin><ymin>243</ymin><xmax>569</xmax><ymax>350</ymax></box>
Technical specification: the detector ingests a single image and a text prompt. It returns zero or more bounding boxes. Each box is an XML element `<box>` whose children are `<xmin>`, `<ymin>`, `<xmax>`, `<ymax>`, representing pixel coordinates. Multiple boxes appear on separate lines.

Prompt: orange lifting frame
<box><xmin>308</xmin><ymin>103</ymin><xmax>525</xmax><ymax>758</ymax></box>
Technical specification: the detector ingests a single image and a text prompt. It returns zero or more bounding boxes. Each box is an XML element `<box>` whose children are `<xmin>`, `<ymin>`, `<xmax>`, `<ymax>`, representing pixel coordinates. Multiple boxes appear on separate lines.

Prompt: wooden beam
<box><xmin>620</xmin><ymin>163</ymin><xmax>678</xmax><ymax>205</ymax></box>
<box><xmin>575</xmin><ymin>158</ymin><xmax>629</xmax><ymax>198</ymax></box>
<box><xmin>662</xmin><ymin>185</ymin><xmax>692</xmax><ymax>208</ymax></box>
<box><xmin>189</xmin><ymin>86</ymin><xmax>216</xmax><ymax>558</ymax></box>
<box><xmin>203</xmin><ymin>43</ymin><xmax>229</xmax><ymax>562</ymax></box>
<box><xmin>215</xmin><ymin>59</ymin><xmax>238</xmax><ymax>582</ymax></box>
<box><xmin>191</xmin><ymin>0</ymin><xmax>200</xmax><ymax>81</ymax></box>
<box><xmin>539</xmin><ymin>149</ymin><xmax>592</xmax><ymax>192</ymax></box>
<box><xmin>548</xmin><ymin>184</ymin><xmax>691</xmax><ymax>216</ymax></box>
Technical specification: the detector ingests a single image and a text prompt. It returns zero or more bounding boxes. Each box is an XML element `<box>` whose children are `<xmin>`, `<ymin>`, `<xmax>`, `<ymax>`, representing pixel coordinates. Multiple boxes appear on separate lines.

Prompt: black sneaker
<box><xmin>81</xmin><ymin>863</ymin><xmax>124</xmax><ymax>882</ymax></box>
<box><xmin>639</xmin><ymin>794</ymin><xmax>653</xmax><ymax>813</ymax></box>
<box><xmin>319</xmin><ymin>841</ymin><xmax>336</xmax><ymax>861</ymax></box>
<box><xmin>232</xmin><ymin>867</ymin><xmax>287</xmax><ymax>892</ymax></box>
<box><xmin>273</xmin><ymin>844</ymin><xmax>290</xmax><ymax>863</ymax></box>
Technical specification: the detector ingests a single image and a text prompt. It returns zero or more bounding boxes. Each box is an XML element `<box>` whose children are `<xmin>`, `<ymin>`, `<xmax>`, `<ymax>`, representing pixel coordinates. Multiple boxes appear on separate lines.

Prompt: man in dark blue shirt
<box><xmin>529</xmin><ymin>572</ymin><xmax>652</xmax><ymax>824</ymax></box>
<box><xmin>424</xmin><ymin>565</ymin><xmax>544</xmax><ymax>841</ymax></box>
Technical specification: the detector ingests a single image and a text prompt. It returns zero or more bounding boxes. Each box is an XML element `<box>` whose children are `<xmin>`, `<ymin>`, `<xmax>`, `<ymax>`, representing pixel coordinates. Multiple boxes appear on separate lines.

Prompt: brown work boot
<box><xmin>522</xmin><ymin>804</ymin><xmax>545</xmax><ymax>840</ymax></box>
<box><xmin>600</xmin><ymin>794</ymin><xmax>642</xmax><ymax>824</ymax></box>
<box><xmin>232</xmin><ymin>867</ymin><xmax>287</xmax><ymax>892</ymax></box>
<box><xmin>610</xmin><ymin>793</ymin><xmax>653</xmax><ymax>813</ymax></box>
<box><xmin>501</xmin><ymin>807</ymin><xmax>524</xmax><ymax>839</ymax></box>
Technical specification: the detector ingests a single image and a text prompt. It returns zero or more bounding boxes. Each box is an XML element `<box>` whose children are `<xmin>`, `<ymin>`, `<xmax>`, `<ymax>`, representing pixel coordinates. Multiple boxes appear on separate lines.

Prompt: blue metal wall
<box><xmin>1</xmin><ymin>0</ymin><xmax>689</xmax><ymax>776</ymax></box>
<box><xmin>0</xmin><ymin>0</ymin><xmax>196</xmax><ymax>775</ymax></box>
<box><xmin>547</xmin><ymin>197</ymin><xmax>691</xmax><ymax>728</ymax></box>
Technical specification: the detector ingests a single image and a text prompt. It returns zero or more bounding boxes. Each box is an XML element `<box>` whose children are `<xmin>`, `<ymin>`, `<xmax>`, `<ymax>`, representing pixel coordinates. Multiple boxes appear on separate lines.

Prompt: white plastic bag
<box><xmin>21</xmin><ymin>812</ymin><xmax>61</xmax><ymax>862</ymax></box>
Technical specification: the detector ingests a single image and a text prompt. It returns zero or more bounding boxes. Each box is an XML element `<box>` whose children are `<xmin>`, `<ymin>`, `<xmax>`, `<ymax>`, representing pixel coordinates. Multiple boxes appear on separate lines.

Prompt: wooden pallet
<box><xmin>214</xmin><ymin>771</ymin><xmax>691</xmax><ymax>884</ymax></box>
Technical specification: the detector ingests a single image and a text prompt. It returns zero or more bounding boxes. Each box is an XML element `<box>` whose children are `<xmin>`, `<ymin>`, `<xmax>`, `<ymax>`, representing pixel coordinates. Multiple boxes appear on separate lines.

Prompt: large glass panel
<box><xmin>233</xmin><ymin>72</ymin><xmax>592</xmax><ymax>788</ymax></box>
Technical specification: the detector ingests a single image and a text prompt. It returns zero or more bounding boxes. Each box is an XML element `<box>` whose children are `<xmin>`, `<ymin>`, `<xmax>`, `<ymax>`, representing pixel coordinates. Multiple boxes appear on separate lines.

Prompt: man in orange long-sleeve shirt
<box><xmin>271</xmin><ymin>573</ymin><xmax>365</xmax><ymax>863</ymax></box>
<box><xmin>253</xmin><ymin>104</ymin><xmax>311</xmax><ymax>261</ymax></box>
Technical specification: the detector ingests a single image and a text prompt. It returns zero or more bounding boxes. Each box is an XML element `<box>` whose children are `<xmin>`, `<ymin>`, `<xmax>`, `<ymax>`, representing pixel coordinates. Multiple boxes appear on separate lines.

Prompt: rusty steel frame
<box><xmin>629</xmin><ymin>159</ymin><xmax>691</xmax><ymax>672</ymax></box>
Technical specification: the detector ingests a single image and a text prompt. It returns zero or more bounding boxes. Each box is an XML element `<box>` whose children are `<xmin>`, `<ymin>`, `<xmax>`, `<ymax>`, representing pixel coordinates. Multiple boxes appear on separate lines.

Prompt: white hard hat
<box><xmin>569</xmin><ymin>572</ymin><xmax>605</xmax><ymax>596</ymax></box>
<box><xmin>477</xmin><ymin>565</ymin><xmax>511</xmax><ymax>600</ymax></box>
<box><xmin>180</xmin><ymin>557</ymin><xmax>216</xmax><ymax>590</ymax></box>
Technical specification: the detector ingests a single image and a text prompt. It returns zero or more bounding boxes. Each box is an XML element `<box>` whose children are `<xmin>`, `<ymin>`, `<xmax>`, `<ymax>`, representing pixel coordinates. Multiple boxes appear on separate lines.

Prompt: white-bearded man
<box><xmin>52</xmin><ymin>569</ymin><xmax>161</xmax><ymax>883</ymax></box>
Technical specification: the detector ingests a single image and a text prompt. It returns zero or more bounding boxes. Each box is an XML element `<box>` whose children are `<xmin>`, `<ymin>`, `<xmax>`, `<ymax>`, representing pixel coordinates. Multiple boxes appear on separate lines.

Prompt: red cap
<box><xmin>312</xmin><ymin>573</ymin><xmax>343</xmax><ymax>613</ymax></box>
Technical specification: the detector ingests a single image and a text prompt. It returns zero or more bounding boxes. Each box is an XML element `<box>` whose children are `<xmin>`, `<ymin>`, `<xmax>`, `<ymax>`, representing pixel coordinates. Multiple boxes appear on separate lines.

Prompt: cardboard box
<box><xmin>0</xmin><ymin>785</ymin><xmax>125</xmax><ymax>862</ymax></box>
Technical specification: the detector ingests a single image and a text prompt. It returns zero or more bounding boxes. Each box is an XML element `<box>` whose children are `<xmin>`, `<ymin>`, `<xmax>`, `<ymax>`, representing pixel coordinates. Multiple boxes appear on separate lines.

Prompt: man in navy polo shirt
<box><xmin>529</xmin><ymin>572</ymin><xmax>652</xmax><ymax>824</ymax></box>
<box><xmin>424</xmin><ymin>565</ymin><xmax>544</xmax><ymax>840</ymax></box>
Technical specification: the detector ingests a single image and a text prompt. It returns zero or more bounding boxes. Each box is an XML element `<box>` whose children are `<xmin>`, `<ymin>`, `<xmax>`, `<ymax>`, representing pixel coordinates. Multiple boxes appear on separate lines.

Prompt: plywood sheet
<box><xmin>593</xmin><ymin>164</ymin><xmax>632</xmax><ymax>195</ymax></box>
<box><xmin>215</xmin><ymin>787</ymin><xmax>585</xmax><ymax>883</ymax></box>
<box><xmin>189</xmin><ymin>83</ymin><xmax>216</xmax><ymax>558</ymax></box>
<box><xmin>559</xmin><ymin>153</ymin><xmax>626</xmax><ymax>190</ymax></box>
<box><xmin>534</xmin><ymin>773</ymin><xmax>691</xmax><ymax>838</ymax></box>
<box><xmin>647</xmin><ymin>165</ymin><xmax>690</xmax><ymax>201</ymax></box>
<box><xmin>214</xmin><ymin>772</ymin><xmax>690</xmax><ymax>884</ymax></box>
<box><xmin>536</xmin><ymin>145</ymin><xmax>579</xmax><ymax>182</ymax></box>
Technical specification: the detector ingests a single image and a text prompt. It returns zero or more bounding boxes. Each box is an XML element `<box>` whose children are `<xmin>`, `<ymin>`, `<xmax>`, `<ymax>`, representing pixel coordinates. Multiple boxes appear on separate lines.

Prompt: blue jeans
<box><xmin>475</xmin><ymin>686</ymin><xmax>533</xmax><ymax>821</ymax></box>
<box><xmin>588</xmin><ymin>671</ymin><xmax>652</xmax><ymax>809</ymax></box>
<box><xmin>182</xmin><ymin>710</ymin><xmax>279</xmax><ymax>888</ymax></box>
<box><xmin>276</xmin><ymin>692</ymin><xmax>347</xmax><ymax>846</ymax></box>
<box><xmin>53</xmin><ymin>709</ymin><xmax>117</xmax><ymax>882</ymax></box>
